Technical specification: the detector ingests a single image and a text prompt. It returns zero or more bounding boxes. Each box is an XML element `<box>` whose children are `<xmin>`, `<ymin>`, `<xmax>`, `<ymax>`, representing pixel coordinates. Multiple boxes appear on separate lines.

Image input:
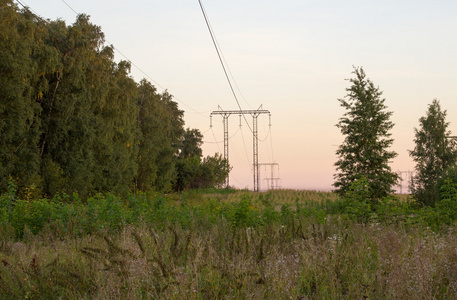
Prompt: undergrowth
<box><xmin>1</xmin><ymin>182</ymin><xmax>457</xmax><ymax>298</ymax></box>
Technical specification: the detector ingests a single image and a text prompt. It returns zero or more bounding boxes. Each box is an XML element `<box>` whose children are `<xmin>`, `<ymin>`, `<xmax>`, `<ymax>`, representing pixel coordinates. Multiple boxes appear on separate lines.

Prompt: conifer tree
<box><xmin>334</xmin><ymin>67</ymin><xmax>398</xmax><ymax>201</ymax></box>
<box><xmin>409</xmin><ymin>99</ymin><xmax>457</xmax><ymax>206</ymax></box>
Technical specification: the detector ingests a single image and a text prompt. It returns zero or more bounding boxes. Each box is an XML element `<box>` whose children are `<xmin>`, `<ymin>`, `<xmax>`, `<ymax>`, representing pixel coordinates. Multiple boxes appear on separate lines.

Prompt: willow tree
<box><xmin>334</xmin><ymin>67</ymin><xmax>398</xmax><ymax>201</ymax></box>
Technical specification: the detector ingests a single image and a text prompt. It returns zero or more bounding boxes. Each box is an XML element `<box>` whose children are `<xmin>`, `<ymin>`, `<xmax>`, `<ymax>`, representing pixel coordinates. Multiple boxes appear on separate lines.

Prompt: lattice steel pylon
<box><xmin>259</xmin><ymin>163</ymin><xmax>280</xmax><ymax>190</ymax></box>
<box><xmin>211</xmin><ymin>106</ymin><xmax>270</xmax><ymax>191</ymax></box>
<box><xmin>210</xmin><ymin>108</ymin><xmax>232</xmax><ymax>187</ymax></box>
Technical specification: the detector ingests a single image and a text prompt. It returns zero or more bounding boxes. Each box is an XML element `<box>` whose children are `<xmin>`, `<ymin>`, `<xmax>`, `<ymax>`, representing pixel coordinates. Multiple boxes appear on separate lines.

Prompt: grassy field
<box><xmin>1</xmin><ymin>189</ymin><xmax>457</xmax><ymax>299</ymax></box>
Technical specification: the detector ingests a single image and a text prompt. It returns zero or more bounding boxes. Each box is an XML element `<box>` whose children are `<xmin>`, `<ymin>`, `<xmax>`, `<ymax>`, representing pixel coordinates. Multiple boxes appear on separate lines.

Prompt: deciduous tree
<box><xmin>334</xmin><ymin>67</ymin><xmax>398</xmax><ymax>201</ymax></box>
<box><xmin>409</xmin><ymin>99</ymin><xmax>457</xmax><ymax>206</ymax></box>
<box><xmin>0</xmin><ymin>1</ymin><xmax>44</xmax><ymax>193</ymax></box>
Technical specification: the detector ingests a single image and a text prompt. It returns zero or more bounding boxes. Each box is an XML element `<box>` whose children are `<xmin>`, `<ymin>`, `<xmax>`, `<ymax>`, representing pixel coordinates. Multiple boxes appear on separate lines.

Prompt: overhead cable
<box><xmin>197</xmin><ymin>0</ymin><xmax>253</xmax><ymax>132</ymax></box>
<box><xmin>55</xmin><ymin>0</ymin><xmax>209</xmax><ymax>118</ymax></box>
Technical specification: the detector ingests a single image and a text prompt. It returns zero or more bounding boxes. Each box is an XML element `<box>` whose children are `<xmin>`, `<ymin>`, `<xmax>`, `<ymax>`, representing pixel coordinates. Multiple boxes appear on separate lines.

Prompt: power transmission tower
<box><xmin>210</xmin><ymin>106</ymin><xmax>232</xmax><ymax>188</ymax></box>
<box><xmin>259</xmin><ymin>163</ymin><xmax>280</xmax><ymax>190</ymax></box>
<box><xmin>397</xmin><ymin>170</ymin><xmax>414</xmax><ymax>194</ymax></box>
<box><xmin>211</xmin><ymin>106</ymin><xmax>270</xmax><ymax>191</ymax></box>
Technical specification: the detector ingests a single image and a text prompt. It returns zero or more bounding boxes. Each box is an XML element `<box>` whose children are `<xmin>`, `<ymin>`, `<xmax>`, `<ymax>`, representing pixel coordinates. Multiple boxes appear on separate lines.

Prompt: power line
<box><xmin>211</xmin><ymin>108</ymin><xmax>270</xmax><ymax>191</ymax></box>
<box><xmin>59</xmin><ymin>0</ymin><xmax>77</xmax><ymax>14</ymax></box>
<box><xmin>238</xmin><ymin>115</ymin><xmax>253</xmax><ymax>169</ymax></box>
<box><xmin>258</xmin><ymin>126</ymin><xmax>271</xmax><ymax>142</ymax></box>
<box><xmin>197</xmin><ymin>0</ymin><xmax>262</xmax><ymax>187</ymax></box>
<box><xmin>197</xmin><ymin>1</ymin><xmax>280</xmax><ymax>190</ymax></box>
<box><xmin>51</xmin><ymin>0</ymin><xmax>209</xmax><ymax>118</ymax></box>
<box><xmin>198</xmin><ymin>2</ymin><xmax>277</xmax><ymax>190</ymax></box>
<box><xmin>15</xmin><ymin>0</ymin><xmax>200</xmax><ymax>127</ymax></box>
<box><xmin>201</xmin><ymin>127</ymin><xmax>212</xmax><ymax>135</ymax></box>
<box><xmin>269</xmin><ymin>117</ymin><xmax>275</xmax><ymax>162</ymax></box>
<box><xmin>201</xmin><ymin>11</ymin><xmax>252</xmax><ymax>111</ymax></box>
<box><xmin>210</xmin><ymin>127</ymin><xmax>222</xmax><ymax>153</ymax></box>
<box><xmin>203</xmin><ymin>126</ymin><xmax>240</xmax><ymax>144</ymax></box>
<box><xmin>259</xmin><ymin>163</ymin><xmax>281</xmax><ymax>190</ymax></box>
<box><xmin>15</xmin><ymin>0</ymin><xmax>131</xmax><ymax>100</ymax></box>
<box><xmin>197</xmin><ymin>0</ymin><xmax>252</xmax><ymax>132</ymax></box>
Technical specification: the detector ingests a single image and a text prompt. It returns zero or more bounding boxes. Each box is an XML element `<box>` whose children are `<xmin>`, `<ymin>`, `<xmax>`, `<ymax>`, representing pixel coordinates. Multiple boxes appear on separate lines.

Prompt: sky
<box><xmin>18</xmin><ymin>0</ymin><xmax>457</xmax><ymax>191</ymax></box>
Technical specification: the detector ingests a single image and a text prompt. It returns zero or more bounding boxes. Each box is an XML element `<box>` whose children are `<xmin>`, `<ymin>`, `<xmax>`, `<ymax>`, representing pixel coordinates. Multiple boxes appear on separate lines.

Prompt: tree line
<box><xmin>334</xmin><ymin>67</ymin><xmax>457</xmax><ymax>207</ymax></box>
<box><xmin>0</xmin><ymin>1</ymin><xmax>229</xmax><ymax>198</ymax></box>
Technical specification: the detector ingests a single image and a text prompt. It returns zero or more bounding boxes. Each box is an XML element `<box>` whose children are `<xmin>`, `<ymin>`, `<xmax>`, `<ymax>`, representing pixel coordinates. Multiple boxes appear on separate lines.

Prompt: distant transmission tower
<box><xmin>397</xmin><ymin>170</ymin><xmax>414</xmax><ymax>194</ymax></box>
<box><xmin>211</xmin><ymin>106</ymin><xmax>270</xmax><ymax>191</ymax></box>
<box><xmin>259</xmin><ymin>163</ymin><xmax>280</xmax><ymax>190</ymax></box>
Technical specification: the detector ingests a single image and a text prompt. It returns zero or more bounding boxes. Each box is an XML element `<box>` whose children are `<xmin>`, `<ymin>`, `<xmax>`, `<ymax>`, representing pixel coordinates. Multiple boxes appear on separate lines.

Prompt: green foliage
<box><xmin>2</xmin><ymin>185</ymin><xmax>457</xmax><ymax>241</ymax></box>
<box><xmin>334</xmin><ymin>67</ymin><xmax>398</xmax><ymax>201</ymax></box>
<box><xmin>2</xmin><ymin>190</ymin><xmax>457</xmax><ymax>298</ymax></box>
<box><xmin>135</xmin><ymin>80</ymin><xmax>173</xmax><ymax>192</ymax></box>
<box><xmin>0</xmin><ymin>0</ymin><xmax>43</xmax><ymax>192</ymax></box>
<box><xmin>230</xmin><ymin>194</ymin><xmax>256</xmax><ymax>227</ymax></box>
<box><xmin>373</xmin><ymin>196</ymin><xmax>410</xmax><ymax>225</ymax></box>
<box><xmin>199</xmin><ymin>153</ymin><xmax>231</xmax><ymax>188</ymax></box>
<box><xmin>178</xmin><ymin>128</ymin><xmax>203</xmax><ymax>159</ymax></box>
<box><xmin>409</xmin><ymin>99</ymin><xmax>457</xmax><ymax>206</ymax></box>
<box><xmin>175</xmin><ymin>156</ymin><xmax>201</xmax><ymax>191</ymax></box>
<box><xmin>343</xmin><ymin>177</ymin><xmax>373</xmax><ymax>223</ymax></box>
<box><xmin>421</xmin><ymin>178</ymin><xmax>457</xmax><ymax>229</ymax></box>
<box><xmin>439</xmin><ymin>178</ymin><xmax>457</xmax><ymax>201</ymax></box>
<box><xmin>0</xmin><ymin>5</ymin><xmax>229</xmax><ymax>197</ymax></box>
<box><xmin>174</xmin><ymin>129</ymin><xmax>230</xmax><ymax>191</ymax></box>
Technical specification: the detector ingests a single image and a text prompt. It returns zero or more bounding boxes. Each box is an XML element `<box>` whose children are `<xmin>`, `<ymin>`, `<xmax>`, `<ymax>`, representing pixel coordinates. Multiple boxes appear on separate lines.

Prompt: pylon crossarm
<box><xmin>211</xmin><ymin>110</ymin><xmax>270</xmax><ymax>115</ymax></box>
<box><xmin>210</xmin><ymin>107</ymin><xmax>270</xmax><ymax>191</ymax></box>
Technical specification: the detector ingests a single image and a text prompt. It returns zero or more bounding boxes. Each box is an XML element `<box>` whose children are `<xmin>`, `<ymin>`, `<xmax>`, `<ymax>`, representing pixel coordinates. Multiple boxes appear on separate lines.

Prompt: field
<box><xmin>1</xmin><ymin>189</ymin><xmax>457</xmax><ymax>299</ymax></box>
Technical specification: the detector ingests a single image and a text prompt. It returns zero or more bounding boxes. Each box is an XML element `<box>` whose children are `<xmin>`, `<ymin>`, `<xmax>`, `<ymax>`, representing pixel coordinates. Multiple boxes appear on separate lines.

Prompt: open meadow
<box><xmin>1</xmin><ymin>189</ymin><xmax>457</xmax><ymax>299</ymax></box>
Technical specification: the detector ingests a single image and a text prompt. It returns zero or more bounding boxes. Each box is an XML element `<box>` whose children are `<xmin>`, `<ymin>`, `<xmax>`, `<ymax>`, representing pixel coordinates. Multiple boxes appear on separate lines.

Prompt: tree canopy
<box><xmin>334</xmin><ymin>67</ymin><xmax>398</xmax><ymax>201</ymax></box>
<box><xmin>409</xmin><ymin>99</ymin><xmax>457</xmax><ymax>206</ymax></box>
<box><xmin>0</xmin><ymin>1</ymin><xmax>229</xmax><ymax>197</ymax></box>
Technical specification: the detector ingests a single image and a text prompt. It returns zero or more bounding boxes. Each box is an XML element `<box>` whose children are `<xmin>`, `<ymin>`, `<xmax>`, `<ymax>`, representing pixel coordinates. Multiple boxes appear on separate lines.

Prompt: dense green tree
<box><xmin>154</xmin><ymin>91</ymin><xmax>185</xmax><ymax>191</ymax></box>
<box><xmin>178</xmin><ymin>128</ymin><xmax>203</xmax><ymax>159</ymax></box>
<box><xmin>0</xmin><ymin>1</ymin><xmax>47</xmax><ymax>193</ymax></box>
<box><xmin>0</xmin><ymin>5</ymin><xmax>230</xmax><ymax>197</ymax></box>
<box><xmin>37</xmin><ymin>14</ymin><xmax>123</xmax><ymax>197</ymax></box>
<box><xmin>135</xmin><ymin>80</ymin><xmax>183</xmax><ymax>193</ymax></box>
<box><xmin>174</xmin><ymin>128</ymin><xmax>204</xmax><ymax>191</ymax></box>
<box><xmin>135</xmin><ymin>80</ymin><xmax>161</xmax><ymax>192</ymax></box>
<box><xmin>94</xmin><ymin>60</ymin><xmax>139</xmax><ymax>197</ymax></box>
<box><xmin>39</xmin><ymin>16</ymin><xmax>97</xmax><ymax>197</ymax></box>
<box><xmin>197</xmin><ymin>153</ymin><xmax>231</xmax><ymax>189</ymax></box>
<box><xmin>174</xmin><ymin>156</ymin><xmax>201</xmax><ymax>191</ymax></box>
<box><xmin>174</xmin><ymin>129</ymin><xmax>230</xmax><ymax>191</ymax></box>
<box><xmin>334</xmin><ymin>67</ymin><xmax>398</xmax><ymax>201</ymax></box>
<box><xmin>409</xmin><ymin>99</ymin><xmax>457</xmax><ymax>206</ymax></box>
<box><xmin>174</xmin><ymin>154</ymin><xmax>230</xmax><ymax>191</ymax></box>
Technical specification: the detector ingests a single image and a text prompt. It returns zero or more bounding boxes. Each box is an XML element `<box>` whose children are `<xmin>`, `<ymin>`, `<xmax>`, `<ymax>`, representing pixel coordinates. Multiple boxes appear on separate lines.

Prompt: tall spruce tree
<box><xmin>334</xmin><ymin>67</ymin><xmax>398</xmax><ymax>201</ymax></box>
<box><xmin>409</xmin><ymin>99</ymin><xmax>457</xmax><ymax>206</ymax></box>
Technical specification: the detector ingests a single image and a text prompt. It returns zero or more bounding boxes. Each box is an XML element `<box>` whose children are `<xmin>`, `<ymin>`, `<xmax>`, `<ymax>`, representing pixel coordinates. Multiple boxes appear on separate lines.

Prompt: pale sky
<box><xmin>19</xmin><ymin>0</ymin><xmax>457</xmax><ymax>191</ymax></box>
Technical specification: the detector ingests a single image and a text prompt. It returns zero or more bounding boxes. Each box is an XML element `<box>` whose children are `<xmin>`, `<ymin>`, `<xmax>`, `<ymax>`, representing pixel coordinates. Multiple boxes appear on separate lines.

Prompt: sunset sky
<box><xmin>20</xmin><ymin>0</ymin><xmax>457</xmax><ymax>191</ymax></box>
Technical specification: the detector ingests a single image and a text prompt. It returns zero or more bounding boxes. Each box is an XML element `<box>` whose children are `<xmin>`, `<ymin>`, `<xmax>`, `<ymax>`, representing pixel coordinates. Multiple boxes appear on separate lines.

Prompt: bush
<box><xmin>343</xmin><ymin>177</ymin><xmax>373</xmax><ymax>223</ymax></box>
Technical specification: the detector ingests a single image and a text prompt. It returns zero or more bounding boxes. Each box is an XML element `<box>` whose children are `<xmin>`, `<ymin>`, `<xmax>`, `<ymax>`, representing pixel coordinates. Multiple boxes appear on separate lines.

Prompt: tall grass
<box><xmin>2</xmin><ymin>218</ymin><xmax>457</xmax><ymax>298</ymax></box>
<box><xmin>1</xmin><ymin>187</ymin><xmax>457</xmax><ymax>298</ymax></box>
